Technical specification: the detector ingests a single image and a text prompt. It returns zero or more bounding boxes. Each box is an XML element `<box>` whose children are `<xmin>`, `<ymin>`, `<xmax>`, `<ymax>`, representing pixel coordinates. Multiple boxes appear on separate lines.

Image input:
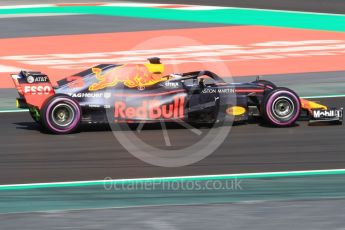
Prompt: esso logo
<box><xmin>24</xmin><ymin>85</ymin><xmax>52</xmax><ymax>95</ymax></box>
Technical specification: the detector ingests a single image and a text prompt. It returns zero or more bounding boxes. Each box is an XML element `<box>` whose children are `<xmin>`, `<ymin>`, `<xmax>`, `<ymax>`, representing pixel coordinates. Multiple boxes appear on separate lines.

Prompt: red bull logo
<box><xmin>89</xmin><ymin>64</ymin><xmax>164</xmax><ymax>91</ymax></box>
<box><xmin>114</xmin><ymin>95</ymin><xmax>185</xmax><ymax>120</ymax></box>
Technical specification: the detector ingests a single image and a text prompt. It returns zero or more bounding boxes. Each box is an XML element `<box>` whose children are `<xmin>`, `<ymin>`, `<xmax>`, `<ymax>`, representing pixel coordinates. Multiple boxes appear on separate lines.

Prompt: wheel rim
<box><xmin>272</xmin><ymin>96</ymin><xmax>295</xmax><ymax>120</ymax></box>
<box><xmin>51</xmin><ymin>103</ymin><xmax>75</xmax><ymax>127</ymax></box>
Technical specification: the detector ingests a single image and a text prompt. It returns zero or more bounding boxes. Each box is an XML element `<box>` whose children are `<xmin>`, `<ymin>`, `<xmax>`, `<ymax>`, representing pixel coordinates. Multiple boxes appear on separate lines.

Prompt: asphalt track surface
<box><xmin>1</xmin><ymin>1</ymin><xmax>345</xmax><ymax>228</ymax></box>
<box><xmin>0</xmin><ymin>15</ymin><xmax>226</xmax><ymax>38</ymax></box>
<box><xmin>1</xmin><ymin>98</ymin><xmax>344</xmax><ymax>185</ymax></box>
<box><xmin>2</xmin><ymin>199</ymin><xmax>345</xmax><ymax>230</ymax></box>
<box><xmin>0</xmin><ymin>3</ymin><xmax>344</xmax><ymax>185</ymax></box>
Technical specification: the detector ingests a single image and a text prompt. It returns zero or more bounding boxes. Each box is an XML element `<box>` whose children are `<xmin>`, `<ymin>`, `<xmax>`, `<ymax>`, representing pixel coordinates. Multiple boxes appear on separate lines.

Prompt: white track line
<box><xmin>0</xmin><ymin>13</ymin><xmax>83</xmax><ymax>18</ymax></box>
<box><xmin>0</xmin><ymin>109</ymin><xmax>28</xmax><ymax>113</ymax></box>
<box><xmin>1</xmin><ymin>168</ymin><xmax>345</xmax><ymax>189</ymax></box>
<box><xmin>0</xmin><ymin>65</ymin><xmax>21</xmax><ymax>73</ymax></box>
<box><xmin>0</xmin><ymin>4</ymin><xmax>53</xmax><ymax>9</ymax></box>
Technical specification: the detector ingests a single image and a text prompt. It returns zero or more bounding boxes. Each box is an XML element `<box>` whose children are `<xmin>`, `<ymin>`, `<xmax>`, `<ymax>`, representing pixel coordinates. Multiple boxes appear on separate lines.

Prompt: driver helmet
<box><xmin>144</xmin><ymin>57</ymin><xmax>165</xmax><ymax>74</ymax></box>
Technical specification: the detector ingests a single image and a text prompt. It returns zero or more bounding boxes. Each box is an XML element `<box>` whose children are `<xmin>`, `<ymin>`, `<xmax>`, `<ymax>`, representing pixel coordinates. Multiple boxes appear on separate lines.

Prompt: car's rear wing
<box><xmin>11</xmin><ymin>71</ymin><xmax>55</xmax><ymax>109</ymax></box>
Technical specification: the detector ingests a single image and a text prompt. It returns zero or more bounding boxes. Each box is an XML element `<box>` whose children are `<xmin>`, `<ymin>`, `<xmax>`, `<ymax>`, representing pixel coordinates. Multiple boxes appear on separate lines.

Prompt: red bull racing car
<box><xmin>12</xmin><ymin>58</ymin><xmax>343</xmax><ymax>134</ymax></box>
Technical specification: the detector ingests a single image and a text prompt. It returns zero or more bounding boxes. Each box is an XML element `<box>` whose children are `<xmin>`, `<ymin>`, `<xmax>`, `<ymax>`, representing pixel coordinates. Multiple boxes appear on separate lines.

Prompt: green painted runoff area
<box><xmin>0</xmin><ymin>6</ymin><xmax>345</xmax><ymax>32</ymax></box>
<box><xmin>1</xmin><ymin>174</ymin><xmax>345</xmax><ymax>213</ymax></box>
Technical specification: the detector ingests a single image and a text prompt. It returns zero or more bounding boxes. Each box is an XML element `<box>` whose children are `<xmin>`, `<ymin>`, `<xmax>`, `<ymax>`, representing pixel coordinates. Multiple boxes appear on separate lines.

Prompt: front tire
<box><xmin>261</xmin><ymin>87</ymin><xmax>301</xmax><ymax>127</ymax></box>
<box><xmin>41</xmin><ymin>95</ymin><xmax>81</xmax><ymax>134</ymax></box>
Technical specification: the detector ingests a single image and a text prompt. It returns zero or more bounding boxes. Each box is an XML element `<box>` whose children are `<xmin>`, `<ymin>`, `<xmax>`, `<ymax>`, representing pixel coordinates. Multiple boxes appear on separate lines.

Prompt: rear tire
<box><xmin>261</xmin><ymin>87</ymin><xmax>301</xmax><ymax>127</ymax></box>
<box><xmin>41</xmin><ymin>95</ymin><xmax>81</xmax><ymax>134</ymax></box>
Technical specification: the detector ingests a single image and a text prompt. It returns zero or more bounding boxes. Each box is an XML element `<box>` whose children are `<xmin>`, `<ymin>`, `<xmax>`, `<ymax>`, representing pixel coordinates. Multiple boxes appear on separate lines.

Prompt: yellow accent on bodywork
<box><xmin>300</xmin><ymin>98</ymin><xmax>327</xmax><ymax>112</ymax></box>
<box><xmin>144</xmin><ymin>63</ymin><xmax>164</xmax><ymax>74</ymax></box>
<box><xmin>16</xmin><ymin>99</ymin><xmax>19</xmax><ymax>108</ymax></box>
<box><xmin>89</xmin><ymin>64</ymin><xmax>165</xmax><ymax>91</ymax></box>
<box><xmin>227</xmin><ymin>106</ymin><xmax>246</xmax><ymax>116</ymax></box>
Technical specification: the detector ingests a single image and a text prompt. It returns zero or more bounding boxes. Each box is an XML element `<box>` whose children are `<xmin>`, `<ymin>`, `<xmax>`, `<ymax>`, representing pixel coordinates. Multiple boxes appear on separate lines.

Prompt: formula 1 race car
<box><xmin>12</xmin><ymin>58</ymin><xmax>343</xmax><ymax>134</ymax></box>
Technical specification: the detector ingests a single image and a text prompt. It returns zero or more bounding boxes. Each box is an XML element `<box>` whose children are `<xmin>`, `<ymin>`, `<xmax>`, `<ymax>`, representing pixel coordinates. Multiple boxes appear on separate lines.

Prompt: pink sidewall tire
<box><xmin>261</xmin><ymin>87</ymin><xmax>301</xmax><ymax>127</ymax></box>
<box><xmin>41</xmin><ymin>95</ymin><xmax>81</xmax><ymax>134</ymax></box>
